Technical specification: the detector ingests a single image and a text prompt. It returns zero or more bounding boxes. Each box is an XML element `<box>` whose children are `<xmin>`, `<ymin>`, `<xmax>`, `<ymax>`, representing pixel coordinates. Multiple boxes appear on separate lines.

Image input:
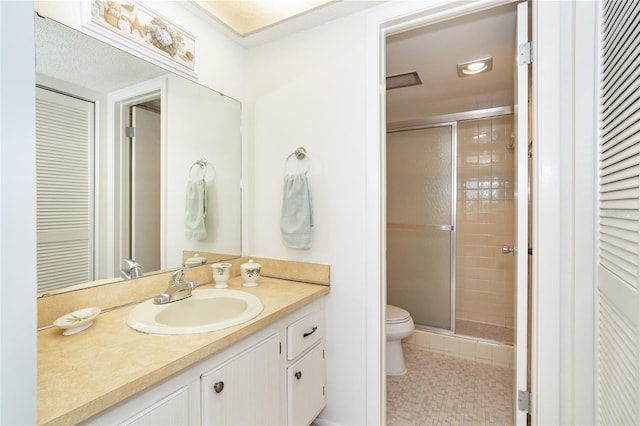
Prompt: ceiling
<box><xmin>186</xmin><ymin>0</ymin><xmax>385</xmax><ymax>47</ymax></box>
<box><xmin>35</xmin><ymin>15</ymin><xmax>168</xmax><ymax>93</ymax></box>
<box><xmin>386</xmin><ymin>3</ymin><xmax>518</xmax><ymax>124</ymax></box>
<box><xmin>191</xmin><ymin>0</ymin><xmax>336</xmax><ymax>37</ymax></box>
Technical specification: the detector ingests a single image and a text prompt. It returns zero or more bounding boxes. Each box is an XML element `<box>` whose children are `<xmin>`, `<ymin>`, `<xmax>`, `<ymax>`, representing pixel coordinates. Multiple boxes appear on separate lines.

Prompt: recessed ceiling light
<box><xmin>386</xmin><ymin>71</ymin><xmax>422</xmax><ymax>90</ymax></box>
<box><xmin>457</xmin><ymin>57</ymin><xmax>493</xmax><ymax>77</ymax></box>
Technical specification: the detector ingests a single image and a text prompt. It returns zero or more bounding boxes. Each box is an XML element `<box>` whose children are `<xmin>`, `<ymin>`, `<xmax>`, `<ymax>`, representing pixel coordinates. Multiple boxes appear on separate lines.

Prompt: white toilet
<box><xmin>386</xmin><ymin>304</ymin><xmax>415</xmax><ymax>375</ymax></box>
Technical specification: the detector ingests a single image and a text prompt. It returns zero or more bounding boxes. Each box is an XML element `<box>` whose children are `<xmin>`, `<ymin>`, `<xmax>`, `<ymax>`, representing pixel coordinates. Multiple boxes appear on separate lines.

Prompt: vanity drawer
<box><xmin>287</xmin><ymin>309</ymin><xmax>324</xmax><ymax>360</ymax></box>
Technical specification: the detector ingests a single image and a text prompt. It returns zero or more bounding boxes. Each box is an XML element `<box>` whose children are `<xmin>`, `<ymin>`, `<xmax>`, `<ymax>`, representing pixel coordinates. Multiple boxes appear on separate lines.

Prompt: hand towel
<box><xmin>280</xmin><ymin>173</ymin><xmax>313</xmax><ymax>249</ymax></box>
<box><xmin>185</xmin><ymin>179</ymin><xmax>207</xmax><ymax>240</ymax></box>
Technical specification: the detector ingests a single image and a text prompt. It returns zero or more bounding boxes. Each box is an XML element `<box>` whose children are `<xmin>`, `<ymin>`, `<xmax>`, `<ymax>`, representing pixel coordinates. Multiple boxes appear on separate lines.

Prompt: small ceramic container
<box><xmin>184</xmin><ymin>254</ymin><xmax>207</xmax><ymax>267</ymax></box>
<box><xmin>53</xmin><ymin>307</ymin><xmax>101</xmax><ymax>335</ymax></box>
<box><xmin>211</xmin><ymin>262</ymin><xmax>232</xmax><ymax>288</ymax></box>
<box><xmin>240</xmin><ymin>259</ymin><xmax>261</xmax><ymax>287</ymax></box>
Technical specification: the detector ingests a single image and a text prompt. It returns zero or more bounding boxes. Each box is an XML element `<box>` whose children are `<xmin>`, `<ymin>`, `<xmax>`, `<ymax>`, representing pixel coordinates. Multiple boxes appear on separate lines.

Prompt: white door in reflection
<box><xmin>35</xmin><ymin>87</ymin><xmax>95</xmax><ymax>293</ymax></box>
<box><xmin>128</xmin><ymin>104</ymin><xmax>161</xmax><ymax>272</ymax></box>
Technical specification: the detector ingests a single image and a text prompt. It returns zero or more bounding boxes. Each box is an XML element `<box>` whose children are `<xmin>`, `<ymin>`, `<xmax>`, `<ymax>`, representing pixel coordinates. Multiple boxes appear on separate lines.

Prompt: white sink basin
<box><xmin>126</xmin><ymin>289</ymin><xmax>263</xmax><ymax>335</ymax></box>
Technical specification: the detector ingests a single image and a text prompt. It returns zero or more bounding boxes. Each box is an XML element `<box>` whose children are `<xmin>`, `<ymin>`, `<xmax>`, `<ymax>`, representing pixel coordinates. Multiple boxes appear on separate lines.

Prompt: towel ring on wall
<box><xmin>285</xmin><ymin>147</ymin><xmax>310</xmax><ymax>173</ymax></box>
<box><xmin>189</xmin><ymin>158</ymin><xmax>214</xmax><ymax>181</ymax></box>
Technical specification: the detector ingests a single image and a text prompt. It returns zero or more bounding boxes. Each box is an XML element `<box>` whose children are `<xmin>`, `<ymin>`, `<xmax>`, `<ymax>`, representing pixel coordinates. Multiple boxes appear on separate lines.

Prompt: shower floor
<box><xmin>455</xmin><ymin>320</ymin><xmax>514</xmax><ymax>345</ymax></box>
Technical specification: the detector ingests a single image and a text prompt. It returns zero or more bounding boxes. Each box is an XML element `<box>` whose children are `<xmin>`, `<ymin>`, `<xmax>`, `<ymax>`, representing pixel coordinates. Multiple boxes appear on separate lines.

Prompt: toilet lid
<box><xmin>386</xmin><ymin>305</ymin><xmax>410</xmax><ymax>323</ymax></box>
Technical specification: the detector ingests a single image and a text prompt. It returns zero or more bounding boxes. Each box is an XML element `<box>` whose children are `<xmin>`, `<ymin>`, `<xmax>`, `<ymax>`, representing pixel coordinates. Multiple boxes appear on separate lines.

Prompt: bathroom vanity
<box><xmin>38</xmin><ymin>274</ymin><xmax>329</xmax><ymax>425</ymax></box>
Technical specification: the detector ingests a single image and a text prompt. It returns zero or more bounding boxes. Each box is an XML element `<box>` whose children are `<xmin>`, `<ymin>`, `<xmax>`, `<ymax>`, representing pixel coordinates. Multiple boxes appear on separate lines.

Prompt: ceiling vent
<box><xmin>386</xmin><ymin>71</ymin><xmax>422</xmax><ymax>90</ymax></box>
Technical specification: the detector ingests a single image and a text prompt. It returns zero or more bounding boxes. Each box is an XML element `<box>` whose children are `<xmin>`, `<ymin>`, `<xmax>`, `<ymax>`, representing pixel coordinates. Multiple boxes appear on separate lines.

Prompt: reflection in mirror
<box><xmin>35</xmin><ymin>15</ymin><xmax>241</xmax><ymax>296</ymax></box>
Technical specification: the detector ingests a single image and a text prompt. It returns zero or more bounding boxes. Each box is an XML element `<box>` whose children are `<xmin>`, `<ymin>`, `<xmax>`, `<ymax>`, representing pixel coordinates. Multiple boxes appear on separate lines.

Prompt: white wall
<box><xmin>164</xmin><ymin>74</ymin><xmax>242</xmax><ymax>266</ymax></box>
<box><xmin>247</xmin><ymin>11</ymin><xmax>371</xmax><ymax>424</ymax></box>
<box><xmin>532</xmin><ymin>1</ymin><xmax>598</xmax><ymax>424</ymax></box>
<box><xmin>0</xmin><ymin>1</ymin><xmax>38</xmax><ymax>423</ymax></box>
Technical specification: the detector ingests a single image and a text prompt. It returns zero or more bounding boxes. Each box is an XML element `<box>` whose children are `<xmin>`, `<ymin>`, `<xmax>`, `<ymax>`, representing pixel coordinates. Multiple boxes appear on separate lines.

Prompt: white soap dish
<box><xmin>53</xmin><ymin>307</ymin><xmax>101</xmax><ymax>336</ymax></box>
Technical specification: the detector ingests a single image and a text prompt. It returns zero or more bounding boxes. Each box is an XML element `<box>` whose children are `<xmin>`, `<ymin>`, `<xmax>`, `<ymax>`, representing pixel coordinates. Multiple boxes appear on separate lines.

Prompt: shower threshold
<box><xmin>414</xmin><ymin>321</ymin><xmax>514</xmax><ymax>346</ymax></box>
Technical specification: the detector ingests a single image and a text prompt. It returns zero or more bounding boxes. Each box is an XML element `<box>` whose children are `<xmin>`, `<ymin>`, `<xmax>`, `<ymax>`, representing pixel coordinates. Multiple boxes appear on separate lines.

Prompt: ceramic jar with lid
<box><xmin>240</xmin><ymin>259</ymin><xmax>261</xmax><ymax>287</ymax></box>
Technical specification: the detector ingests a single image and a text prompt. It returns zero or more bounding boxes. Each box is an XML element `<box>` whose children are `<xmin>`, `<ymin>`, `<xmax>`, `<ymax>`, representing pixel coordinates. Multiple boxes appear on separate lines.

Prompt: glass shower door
<box><xmin>386</xmin><ymin>125</ymin><xmax>454</xmax><ymax>330</ymax></box>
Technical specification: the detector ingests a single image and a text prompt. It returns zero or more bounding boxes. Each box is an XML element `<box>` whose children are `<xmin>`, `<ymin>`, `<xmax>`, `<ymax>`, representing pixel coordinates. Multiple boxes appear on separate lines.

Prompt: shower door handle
<box><xmin>502</xmin><ymin>245</ymin><xmax>515</xmax><ymax>255</ymax></box>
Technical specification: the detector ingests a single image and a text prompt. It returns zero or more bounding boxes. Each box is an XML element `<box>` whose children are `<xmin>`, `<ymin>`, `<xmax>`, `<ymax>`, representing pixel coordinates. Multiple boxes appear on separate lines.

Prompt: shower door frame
<box><xmin>387</xmin><ymin>105</ymin><xmax>514</xmax><ymax>334</ymax></box>
<box><xmin>387</xmin><ymin>121</ymin><xmax>457</xmax><ymax>332</ymax></box>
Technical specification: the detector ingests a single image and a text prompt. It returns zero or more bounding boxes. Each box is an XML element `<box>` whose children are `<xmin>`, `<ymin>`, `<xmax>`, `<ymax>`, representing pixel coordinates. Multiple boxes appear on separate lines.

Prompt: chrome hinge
<box><xmin>125</xmin><ymin>126</ymin><xmax>135</xmax><ymax>138</ymax></box>
<box><xmin>518</xmin><ymin>390</ymin><xmax>531</xmax><ymax>412</ymax></box>
<box><xmin>518</xmin><ymin>42</ymin><xmax>532</xmax><ymax>65</ymax></box>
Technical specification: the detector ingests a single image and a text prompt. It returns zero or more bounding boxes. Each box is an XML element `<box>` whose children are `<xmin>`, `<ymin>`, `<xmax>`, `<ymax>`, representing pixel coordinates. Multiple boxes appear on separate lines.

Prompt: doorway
<box><xmin>385</xmin><ymin>2</ymin><xmax>518</xmax><ymax>341</ymax></box>
<box><xmin>113</xmin><ymin>87</ymin><xmax>164</xmax><ymax>278</ymax></box>
<box><xmin>382</xmin><ymin>1</ymin><xmax>529</xmax><ymax>424</ymax></box>
<box><xmin>127</xmin><ymin>101</ymin><xmax>161</xmax><ymax>273</ymax></box>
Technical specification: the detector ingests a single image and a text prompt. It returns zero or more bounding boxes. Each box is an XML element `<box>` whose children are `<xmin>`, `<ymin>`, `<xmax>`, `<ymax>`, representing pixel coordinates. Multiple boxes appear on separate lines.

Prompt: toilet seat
<box><xmin>386</xmin><ymin>305</ymin><xmax>410</xmax><ymax>324</ymax></box>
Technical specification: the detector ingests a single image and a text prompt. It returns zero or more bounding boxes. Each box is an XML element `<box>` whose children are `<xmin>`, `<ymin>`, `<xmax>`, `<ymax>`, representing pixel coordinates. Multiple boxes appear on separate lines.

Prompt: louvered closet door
<box><xmin>598</xmin><ymin>2</ymin><xmax>640</xmax><ymax>424</ymax></box>
<box><xmin>36</xmin><ymin>87</ymin><xmax>94</xmax><ymax>294</ymax></box>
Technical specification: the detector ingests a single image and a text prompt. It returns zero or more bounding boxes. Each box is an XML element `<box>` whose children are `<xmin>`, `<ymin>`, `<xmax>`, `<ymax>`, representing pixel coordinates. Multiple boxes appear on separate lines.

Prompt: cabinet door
<box><xmin>122</xmin><ymin>385</ymin><xmax>196</xmax><ymax>426</ymax></box>
<box><xmin>288</xmin><ymin>343</ymin><xmax>326</xmax><ymax>426</ymax></box>
<box><xmin>201</xmin><ymin>333</ymin><xmax>283</xmax><ymax>425</ymax></box>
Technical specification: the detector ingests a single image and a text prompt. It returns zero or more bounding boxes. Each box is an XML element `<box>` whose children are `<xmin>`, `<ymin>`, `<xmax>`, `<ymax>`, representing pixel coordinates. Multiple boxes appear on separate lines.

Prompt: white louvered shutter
<box><xmin>598</xmin><ymin>1</ymin><xmax>640</xmax><ymax>424</ymax></box>
<box><xmin>36</xmin><ymin>87</ymin><xmax>94</xmax><ymax>293</ymax></box>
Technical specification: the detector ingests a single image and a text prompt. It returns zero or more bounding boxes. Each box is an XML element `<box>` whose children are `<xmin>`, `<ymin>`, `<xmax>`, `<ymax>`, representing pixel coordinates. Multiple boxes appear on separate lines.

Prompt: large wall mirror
<box><xmin>35</xmin><ymin>14</ymin><xmax>242</xmax><ymax>296</ymax></box>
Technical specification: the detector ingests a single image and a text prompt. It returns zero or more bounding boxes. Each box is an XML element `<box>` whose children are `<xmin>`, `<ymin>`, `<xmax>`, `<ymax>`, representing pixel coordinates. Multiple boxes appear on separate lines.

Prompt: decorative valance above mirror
<box><xmin>35</xmin><ymin>14</ymin><xmax>242</xmax><ymax>296</ymax></box>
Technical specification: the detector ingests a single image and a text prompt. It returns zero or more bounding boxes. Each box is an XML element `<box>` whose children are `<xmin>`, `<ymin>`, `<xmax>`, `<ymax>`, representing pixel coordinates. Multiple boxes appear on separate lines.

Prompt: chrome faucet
<box><xmin>153</xmin><ymin>268</ymin><xmax>197</xmax><ymax>305</ymax></box>
<box><xmin>120</xmin><ymin>259</ymin><xmax>143</xmax><ymax>280</ymax></box>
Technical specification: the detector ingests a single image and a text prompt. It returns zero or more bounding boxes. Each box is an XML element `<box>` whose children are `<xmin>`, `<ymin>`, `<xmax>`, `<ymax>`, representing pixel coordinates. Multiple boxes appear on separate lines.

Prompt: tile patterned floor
<box><xmin>455</xmin><ymin>320</ymin><xmax>514</xmax><ymax>345</ymax></box>
<box><xmin>387</xmin><ymin>344</ymin><xmax>513</xmax><ymax>425</ymax></box>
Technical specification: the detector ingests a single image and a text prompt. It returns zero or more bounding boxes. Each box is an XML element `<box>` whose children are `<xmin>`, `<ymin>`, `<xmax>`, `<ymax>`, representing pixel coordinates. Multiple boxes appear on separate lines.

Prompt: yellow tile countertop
<box><xmin>38</xmin><ymin>276</ymin><xmax>329</xmax><ymax>425</ymax></box>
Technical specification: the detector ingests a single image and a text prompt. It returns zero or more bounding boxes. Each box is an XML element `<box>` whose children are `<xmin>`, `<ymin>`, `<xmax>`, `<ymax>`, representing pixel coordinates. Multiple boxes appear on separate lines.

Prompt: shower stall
<box><xmin>386</xmin><ymin>114</ymin><xmax>515</xmax><ymax>344</ymax></box>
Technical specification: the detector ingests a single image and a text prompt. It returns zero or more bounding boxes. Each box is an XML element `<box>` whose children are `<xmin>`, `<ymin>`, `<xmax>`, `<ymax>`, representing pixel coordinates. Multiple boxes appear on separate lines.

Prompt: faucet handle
<box><xmin>170</xmin><ymin>267</ymin><xmax>192</xmax><ymax>284</ymax></box>
<box><xmin>120</xmin><ymin>258</ymin><xmax>143</xmax><ymax>280</ymax></box>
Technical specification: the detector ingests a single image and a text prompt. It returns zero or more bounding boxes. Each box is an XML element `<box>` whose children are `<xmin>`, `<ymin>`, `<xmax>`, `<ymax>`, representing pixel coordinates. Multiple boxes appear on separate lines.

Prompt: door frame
<box><xmin>365</xmin><ymin>0</ymin><xmax>530</xmax><ymax>423</ymax></box>
<box><xmin>109</xmin><ymin>78</ymin><xmax>167</xmax><ymax>277</ymax></box>
<box><xmin>367</xmin><ymin>1</ymin><xmax>596</xmax><ymax>425</ymax></box>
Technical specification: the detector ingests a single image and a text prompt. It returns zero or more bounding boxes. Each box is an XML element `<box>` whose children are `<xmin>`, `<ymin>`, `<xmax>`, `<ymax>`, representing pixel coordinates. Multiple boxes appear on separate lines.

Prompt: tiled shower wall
<box><xmin>455</xmin><ymin>117</ymin><xmax>515</xmax><ymax>329</ymax></box>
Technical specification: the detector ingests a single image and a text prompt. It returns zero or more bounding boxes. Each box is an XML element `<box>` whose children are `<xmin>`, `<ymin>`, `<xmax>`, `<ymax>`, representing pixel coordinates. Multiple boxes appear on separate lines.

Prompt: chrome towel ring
<box><xmin>189</xmin><ymin>158</ymin><xmax>212</xmax><ymax>181</ymax></box>
<box><xmin>285</xmin><ymin>147</ymin><xmax>309</xmax><ymax>173</ymax></box>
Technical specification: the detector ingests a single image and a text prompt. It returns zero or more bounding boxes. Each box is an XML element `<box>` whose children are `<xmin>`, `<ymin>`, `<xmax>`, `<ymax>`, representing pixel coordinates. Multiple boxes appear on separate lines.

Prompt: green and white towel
<box><xmin>280</xmin><ymin>173</ymin><xmax>313</xmax><ymax>249</ymax></box>
<box><xmin>185</xmin><ymin>179</ymin><xmax>207</xmax><ymax>240</ymax></box>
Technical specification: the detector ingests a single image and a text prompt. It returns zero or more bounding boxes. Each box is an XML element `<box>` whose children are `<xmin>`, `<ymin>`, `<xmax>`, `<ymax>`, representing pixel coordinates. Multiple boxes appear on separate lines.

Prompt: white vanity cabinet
<box><xmin>201</xmin><ymin>332</ymin><xmax>285</xmax><ymax>425</ymax></box>
<box><xmin>83</xmin><ymin>299</ymin><xmax>325</xmax><ymax>426</ymax></box>
<box><xmin>286</xmin><ymin>309</ymin><xmax>326</xmax><ymax>426</ymax></box>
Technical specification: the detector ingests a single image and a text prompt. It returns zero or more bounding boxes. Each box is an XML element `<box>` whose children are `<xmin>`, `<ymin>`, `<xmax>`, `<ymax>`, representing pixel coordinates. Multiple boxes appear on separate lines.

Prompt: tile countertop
<box><xmin>38</xmin><ymin>277</ymin><xmax>329</xmax><ymax>425</ymax></box>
